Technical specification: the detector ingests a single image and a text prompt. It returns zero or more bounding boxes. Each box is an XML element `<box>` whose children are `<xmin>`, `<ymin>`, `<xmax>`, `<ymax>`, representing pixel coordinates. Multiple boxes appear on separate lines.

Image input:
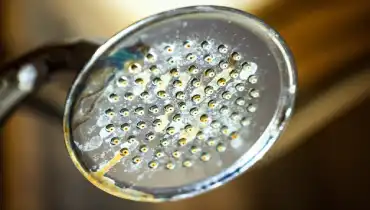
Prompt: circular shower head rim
<box><xmin>63</xmin><ymin>5</ymin><xmax>297</xmax><ymax>202</ymax></box>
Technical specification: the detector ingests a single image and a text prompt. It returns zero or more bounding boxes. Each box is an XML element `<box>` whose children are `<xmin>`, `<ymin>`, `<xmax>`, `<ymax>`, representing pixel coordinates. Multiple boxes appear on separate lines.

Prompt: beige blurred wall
<box><xmin>2</xmin><ymin>0</ymin><xmax>271</xmax><ymax>57</ymax></box>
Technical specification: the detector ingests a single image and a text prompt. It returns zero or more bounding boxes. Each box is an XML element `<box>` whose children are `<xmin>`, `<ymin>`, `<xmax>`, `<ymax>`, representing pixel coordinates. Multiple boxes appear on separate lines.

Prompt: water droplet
<box><xmin>232</xmin><ymin>52</ymin><xmax>242</xmax><ymax>61</ymax></box>
<box><xmin>120</xmin><ymin>148</ymin><xmax>130</xmax><ymax>156</ymax></box>
<box><xmin>105</xmin><ymin>124</ymin><xmax>115</xmax><ymax>132</ymax></box>
<box><xmin>129</xmin><ymin>63</ymin><xmax>141</xmax><ymax>73</ymax></box>
<box><xmin>183</xmin><ymin>40</ymin><xmax>192</xmax><ymax>48</ymax></box>
<box><xmin>218</xmin><ymin>45</ymin><xmax>228</xmax><ymax>53</ymax></box>
<box><xmin>137</xmin><ymin>121</ymin><xmax>146</xmax><ymax>129</ymax></box>
<box><xmin>217</xmin><ymin>78</ymin><xmax>227</xmax><ymax>87</ymax></box>
<box><xmin>219</xmin><ymin>61</ymin><xmax>229</xmax><ymax>69</ymax></box>
<box><xmin>148</xmin><ymin>160</ymin><xmax>159</xmax><ymax>169</ymax></box>
<box><xmin>200</xmin><ymin>152</ymin><xmax>211</xmax><ymax>161</ymax></box>
<box><xmin>110</xmin><ymin>137</ymin><xmax>120</xmax><ymax>145</ymax></box>
<box><xmin>201</xmin><ymin>41</ymin><xmax>211</xmax><ymax>50</ymax></box>
<box><xmin>183</xmin><ymin>160</ymin><xmax>192</xmax><ymax>167</ymax></box>
<box><xmin>132</xmin><ymin>156</ymin><xmax>142</xmax><ymax>164</ymax></box>
<box><xmin>205</xmin><ymin>69</ymin><xmax>215</xmax><ymax>77</ymax></box>
<box><xmin>188</xmin><ymin>65</ymin><xmax>199</xmax><ymax>74</ymax></box>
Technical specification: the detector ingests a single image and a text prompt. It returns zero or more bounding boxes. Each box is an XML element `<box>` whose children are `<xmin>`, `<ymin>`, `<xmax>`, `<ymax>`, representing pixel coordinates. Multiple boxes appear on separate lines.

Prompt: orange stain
<box><xmin>94</xmin><ymin>152</ymin><xmax>123</xmax><ymax>177</ymax></box>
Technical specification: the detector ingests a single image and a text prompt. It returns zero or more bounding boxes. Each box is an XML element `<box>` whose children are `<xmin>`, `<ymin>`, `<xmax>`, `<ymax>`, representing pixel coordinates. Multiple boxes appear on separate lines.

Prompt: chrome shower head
<box><xmin>63</xmin><ymin>6</ymin><xmax>296</xmax><ymax>202</ymax></box>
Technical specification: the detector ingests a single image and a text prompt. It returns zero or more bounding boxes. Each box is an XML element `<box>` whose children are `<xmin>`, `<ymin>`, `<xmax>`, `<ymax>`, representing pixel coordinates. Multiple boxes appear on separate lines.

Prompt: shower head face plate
<box><xmin>64</xmin><ymin>6</ymin><xmax>296</xmax><ymax>202</ymax></box>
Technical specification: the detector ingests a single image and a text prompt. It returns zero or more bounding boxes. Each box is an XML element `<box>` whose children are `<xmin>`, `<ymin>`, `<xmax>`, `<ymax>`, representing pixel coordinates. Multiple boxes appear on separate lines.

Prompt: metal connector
<box><xmin>0</xmin><ymin>40</ymin><xmax>99</xmax><ymax>123</ymax></box>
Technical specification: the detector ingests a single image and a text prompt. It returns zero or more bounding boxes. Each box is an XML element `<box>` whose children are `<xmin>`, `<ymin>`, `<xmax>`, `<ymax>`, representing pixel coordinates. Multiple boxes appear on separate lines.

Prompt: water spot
<box><xmin>79</xmin><ymin>136</ymin><xmax>103</xmax><ymax>151</ymax></box>
<box><xmin>182</xmin><ymin>21</ymin><xmax>188</xmax><ymax>28</ymax></box>
<box><xmin>239</xmin><ymin>62</ymin><xmax>257</xmax><ymax>80</ymax></box>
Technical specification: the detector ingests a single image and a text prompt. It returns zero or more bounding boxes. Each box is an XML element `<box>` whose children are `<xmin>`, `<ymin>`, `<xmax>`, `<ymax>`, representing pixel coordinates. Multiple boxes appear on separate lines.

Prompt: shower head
<box><xmin>63</xmin><ymin>5</ymin><xmax>297</xmax><ymax>202</ymax></box>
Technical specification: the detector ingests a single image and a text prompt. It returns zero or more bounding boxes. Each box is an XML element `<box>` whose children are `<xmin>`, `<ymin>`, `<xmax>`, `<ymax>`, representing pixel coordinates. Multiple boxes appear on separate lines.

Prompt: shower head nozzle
<box><xmin>63</xmin><ymin>5</ymin><xmax>297</xmax><ymax>202</ymax></box>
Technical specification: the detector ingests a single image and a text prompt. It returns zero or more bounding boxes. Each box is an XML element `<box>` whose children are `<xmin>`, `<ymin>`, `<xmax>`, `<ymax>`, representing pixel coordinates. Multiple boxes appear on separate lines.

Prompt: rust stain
<box><xmin>231</xmin><ymin>133</ymin><xmax>239</xmax><ymax>140</ymax></box>
<box><xmin>64</xmin><ymin>135</ymin><xmax>156</xmax><ymax>201</ymax></box>
<box><xmin>93</xmin><ymin>152</ymin><xmax>123</xmax><ymax>177</ymax></box>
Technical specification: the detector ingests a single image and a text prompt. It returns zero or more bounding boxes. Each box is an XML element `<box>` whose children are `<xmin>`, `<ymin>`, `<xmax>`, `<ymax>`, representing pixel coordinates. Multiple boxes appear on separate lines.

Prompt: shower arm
<box><xmin>0</xmin><ymin>40</ymin><xmax>99</xmax><ymax>123</ymax></box>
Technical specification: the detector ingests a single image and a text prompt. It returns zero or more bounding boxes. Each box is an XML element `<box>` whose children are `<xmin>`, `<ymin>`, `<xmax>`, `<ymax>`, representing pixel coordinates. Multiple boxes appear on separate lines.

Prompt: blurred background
<box><xmin>1</xmin><ymin>0</ymin><xmax>370</xmax><ymax>210</ymax></box>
